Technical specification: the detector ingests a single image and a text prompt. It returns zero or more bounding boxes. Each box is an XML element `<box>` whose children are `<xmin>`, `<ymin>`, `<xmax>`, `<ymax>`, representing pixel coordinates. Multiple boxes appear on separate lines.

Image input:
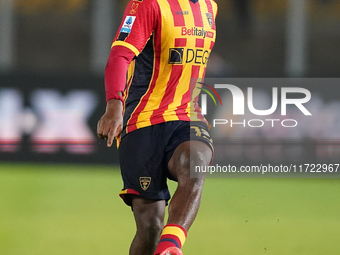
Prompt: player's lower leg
<box><xmin>129</xmin><ymin>196</ymin><xmax>166</xmax><ymax>255</ymax></box>
<box><xmin>154</xmin><ymin>141</ymin><xmax>212</xmax><ymax>255</ymax></box>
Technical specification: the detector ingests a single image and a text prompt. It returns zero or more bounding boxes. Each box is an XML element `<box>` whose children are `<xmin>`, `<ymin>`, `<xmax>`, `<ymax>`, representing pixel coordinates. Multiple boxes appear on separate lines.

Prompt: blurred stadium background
<box><xmin>1</xmin><ymin>0</ymin><xmax>340</xmax><ymax>254</ymax></box>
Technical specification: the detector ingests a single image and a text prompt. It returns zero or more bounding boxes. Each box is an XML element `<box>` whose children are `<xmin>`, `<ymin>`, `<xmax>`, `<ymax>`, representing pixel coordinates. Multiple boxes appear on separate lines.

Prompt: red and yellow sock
<box><xmin>155</xmin><ymin>224</ymin><xmax>187</xmax><ymax>255</ymax></box>
<box><xmin>154</xmin><ymin>224</ymin><xmax>187</xmax><ymax>255</ymax></box>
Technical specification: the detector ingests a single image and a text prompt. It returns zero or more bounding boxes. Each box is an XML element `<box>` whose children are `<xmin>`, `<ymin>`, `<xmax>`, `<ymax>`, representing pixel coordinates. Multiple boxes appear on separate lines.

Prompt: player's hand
<box><xmin>97</xmin><ymin>99</ymin><xmax>123</xmax><ymax>147</ymax></box>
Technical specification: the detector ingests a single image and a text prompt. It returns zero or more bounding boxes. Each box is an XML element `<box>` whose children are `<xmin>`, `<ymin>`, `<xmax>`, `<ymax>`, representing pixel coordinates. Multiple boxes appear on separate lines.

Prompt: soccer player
<box><xmin>97</xmin><ymin>0</ymin><xmax>217</xmax><ymax>254</ymax></box>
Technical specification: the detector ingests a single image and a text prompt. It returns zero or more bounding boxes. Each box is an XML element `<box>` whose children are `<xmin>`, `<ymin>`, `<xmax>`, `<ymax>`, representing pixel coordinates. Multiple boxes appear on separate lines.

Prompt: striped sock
<box><xmin>154</xmin><ymin>224</ymin><xmax>187</xmax><ymax>255</ymax></box>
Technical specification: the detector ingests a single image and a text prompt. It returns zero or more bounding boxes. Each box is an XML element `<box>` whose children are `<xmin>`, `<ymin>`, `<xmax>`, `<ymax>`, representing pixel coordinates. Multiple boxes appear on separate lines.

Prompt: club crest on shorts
<box><xmin>140</xmin><ymin>177</ymin><xmax>151</xmax><ymax>191</ymax></box>
<box><xmin>206</xmin><ymin>12</ymin><xmax>213</xmax><ymax>28</ymax></box>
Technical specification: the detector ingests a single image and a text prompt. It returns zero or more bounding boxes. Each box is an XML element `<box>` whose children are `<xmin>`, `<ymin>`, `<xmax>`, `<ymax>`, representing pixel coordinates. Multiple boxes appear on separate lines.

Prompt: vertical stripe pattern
<box><xmin>123</xmin><ymin>0</ymin><xmax>217</xmax><ymax>134</ymax></box>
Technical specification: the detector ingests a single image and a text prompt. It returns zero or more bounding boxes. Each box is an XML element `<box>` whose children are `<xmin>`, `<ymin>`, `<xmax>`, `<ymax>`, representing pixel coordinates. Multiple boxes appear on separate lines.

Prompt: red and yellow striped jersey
<box><xmin>112</xmin><ymin>0</ymin><xmax>217</xmax><ymax>135</ymax></box>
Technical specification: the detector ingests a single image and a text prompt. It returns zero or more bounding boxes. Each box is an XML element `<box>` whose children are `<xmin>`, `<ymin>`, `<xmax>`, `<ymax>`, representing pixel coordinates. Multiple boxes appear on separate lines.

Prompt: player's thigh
<box><xmin>131</xmin><ymin>195</ymin><xmax>166</xmax><ymax>230</ymax></box>
<box><xmin>168</xmin><ymin>140</ymin><xmax>212</xmax><ymax>182</ymax></box>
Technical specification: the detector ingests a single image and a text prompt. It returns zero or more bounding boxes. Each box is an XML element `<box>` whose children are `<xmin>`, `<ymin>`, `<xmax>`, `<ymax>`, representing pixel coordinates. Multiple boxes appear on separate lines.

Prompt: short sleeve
<box><xmin>111</xmin><ymin>0</ymin><xmax>160</xmax><ymax>56</ymax></box>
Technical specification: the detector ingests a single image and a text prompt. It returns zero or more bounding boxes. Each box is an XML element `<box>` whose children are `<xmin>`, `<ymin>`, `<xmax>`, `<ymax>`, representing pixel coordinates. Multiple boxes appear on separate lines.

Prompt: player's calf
<box><xmin>130</xmin><ymin>196</ymin><xmax>165</xmax><ymax>255</ymax></box>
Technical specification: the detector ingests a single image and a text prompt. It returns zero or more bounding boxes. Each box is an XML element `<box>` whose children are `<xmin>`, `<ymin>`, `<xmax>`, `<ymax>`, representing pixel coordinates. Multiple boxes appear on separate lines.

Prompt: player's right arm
<box><xmin>97</xmin><ymin>0</ymin><xmax>159</xmax><ymax>147</ymax></box>
<box><xmin>97</xmin><ymin>45</ymin><xmax>135</xmax><ymax>148</ymax></box>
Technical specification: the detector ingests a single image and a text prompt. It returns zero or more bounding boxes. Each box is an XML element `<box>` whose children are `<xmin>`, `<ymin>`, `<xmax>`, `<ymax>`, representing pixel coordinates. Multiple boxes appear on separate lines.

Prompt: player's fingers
<box><xmin>97</xmin><ymin>120</ymin><xmax>107</xmax><ymax>140</ymax></box>
<box><xmin>98</xmin><ymin>118</ymin><xmax>115</xmax><ymax>141</ymax></box>
<box><xmin>96</xmin><ymin>120</ymin><xmax>101</xmax><ymax>134</ymax></box>
<box><xmin>98</xmin><ymin>133</ymin><xmax>107</xmax><ymax>140</ymax></box>
<box><xmin>107</xmin><ymin>129</ymin><xmax>115</xmax><ymax>147</ymax></box>
<box><xmin>116</xmin><ymin>123</ymin><xmax>123</xmax><ymax>136</ymax></box>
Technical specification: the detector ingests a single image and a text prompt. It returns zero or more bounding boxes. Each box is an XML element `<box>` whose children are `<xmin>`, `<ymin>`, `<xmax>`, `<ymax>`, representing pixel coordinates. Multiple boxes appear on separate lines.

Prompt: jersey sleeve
<box><xmin>111</xmin><ymin>0</ymin><xmax>160</xmax><ymax>56</ymax></box>
<box><xmin>105</xmin><ymin>46</ymin><xmax>135</xmax><ymax>102</ymax></box>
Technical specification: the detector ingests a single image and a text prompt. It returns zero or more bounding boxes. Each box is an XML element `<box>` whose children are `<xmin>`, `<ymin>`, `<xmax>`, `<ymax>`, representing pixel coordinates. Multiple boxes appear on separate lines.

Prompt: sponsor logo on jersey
<box><xmin>169</xmin><ymin>48</ymin><xmax>210</xmax><ymax>65</ymax></box>
<box><xmin>169</xmin><ymin>48</ymin><xmax>184</xmax><ymax>64</ymax></box>
<box><xmin>140</xmin><ymin>177</ymin><xmax>151</xmax><ymax>191</ymax></box>
<box><xmin>181</xmin><ymin>27</ymin><xmax>214</xmax><ymax>39</ymax></box>
<box><xmin>120</xmin><ymin>16</ymin><xmax>136</xmax><ymax>34</ymax></box>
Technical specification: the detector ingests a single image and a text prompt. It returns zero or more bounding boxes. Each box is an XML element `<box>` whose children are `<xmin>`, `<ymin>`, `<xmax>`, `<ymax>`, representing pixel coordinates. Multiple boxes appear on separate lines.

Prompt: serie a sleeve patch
<box><xmin>120</xmin><ymin>16</ymin><xmax>136</xmax><ymax>34</ymax></box>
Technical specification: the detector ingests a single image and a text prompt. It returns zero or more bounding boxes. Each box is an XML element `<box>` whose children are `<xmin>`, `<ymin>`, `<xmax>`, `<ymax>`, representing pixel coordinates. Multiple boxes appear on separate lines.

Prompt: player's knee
<box><xmin>133</xmin><ymin>204</ymin><xmax>164</xmax><ymax>241</ymax></box>
<box><xmin>141</xmin><ymin>214</ymin><xmax>163</xmax><ymax>233</ymax></box>
<box><xmin>182</xmin><ymin>142</ymin><xmax>211</xmax><ymax>167</ymax></box>
<box><xmin>176</xmin><ymin>147</ymin><xmax>209</xmax><ymax>170</ymax></box>
<box><xmin>191</xmin><ymin>150</ymin><xmax>211</xmax><ymax>169</ymax></box>
<box><xmin>169</xmin><ymin>141</ymin><xmax>211</xmax><ymax>186</ymax></box>
<box><xmin>137</xmin><ymin>215</ymin><xmax>163</xmax><ymax>248</ymax></box>
<box><xmin>187</xmin><ymin>148</ymin><xmax>211</xmax><ymax>172</ymax></box>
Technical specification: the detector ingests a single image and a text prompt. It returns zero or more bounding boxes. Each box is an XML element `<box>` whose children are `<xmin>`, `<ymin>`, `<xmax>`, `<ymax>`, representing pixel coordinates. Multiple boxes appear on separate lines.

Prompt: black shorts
<box><xmin>118</xmin><ymin>121</ymin><xmax>213</xmax><ymax>206</ymax></box>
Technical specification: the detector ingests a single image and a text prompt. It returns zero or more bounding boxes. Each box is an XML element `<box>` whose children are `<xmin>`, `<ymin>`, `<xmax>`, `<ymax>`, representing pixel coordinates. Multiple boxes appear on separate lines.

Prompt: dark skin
<box><xmin>97</xmin><ymin>98</ymin><xmax>123</xmax><ymax>147</ymax></box>
<box><xmin>97</xmin><ymin>99</ymin><xmax>212</xmax><ymax>255</ymax></box>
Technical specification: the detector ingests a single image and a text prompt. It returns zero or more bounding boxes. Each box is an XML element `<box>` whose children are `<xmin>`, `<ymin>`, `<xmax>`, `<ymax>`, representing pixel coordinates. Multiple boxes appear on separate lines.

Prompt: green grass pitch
<box><xmin>1</xmin><ymin>163</ymin><xmax>340</xmax><ymax>255</ymax></box>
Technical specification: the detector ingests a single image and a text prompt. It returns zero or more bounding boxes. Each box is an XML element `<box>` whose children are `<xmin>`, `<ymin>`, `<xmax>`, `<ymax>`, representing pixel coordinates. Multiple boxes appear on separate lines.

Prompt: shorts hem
<box><xmin>119</xmin><ymin>189</ymin><xmax>171</xmax><ymax>207</ymax></box>
<box><xmin>119</xmin><ymin>189</ymin><xmax>141</xmax><ymax>206</ymax></box>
